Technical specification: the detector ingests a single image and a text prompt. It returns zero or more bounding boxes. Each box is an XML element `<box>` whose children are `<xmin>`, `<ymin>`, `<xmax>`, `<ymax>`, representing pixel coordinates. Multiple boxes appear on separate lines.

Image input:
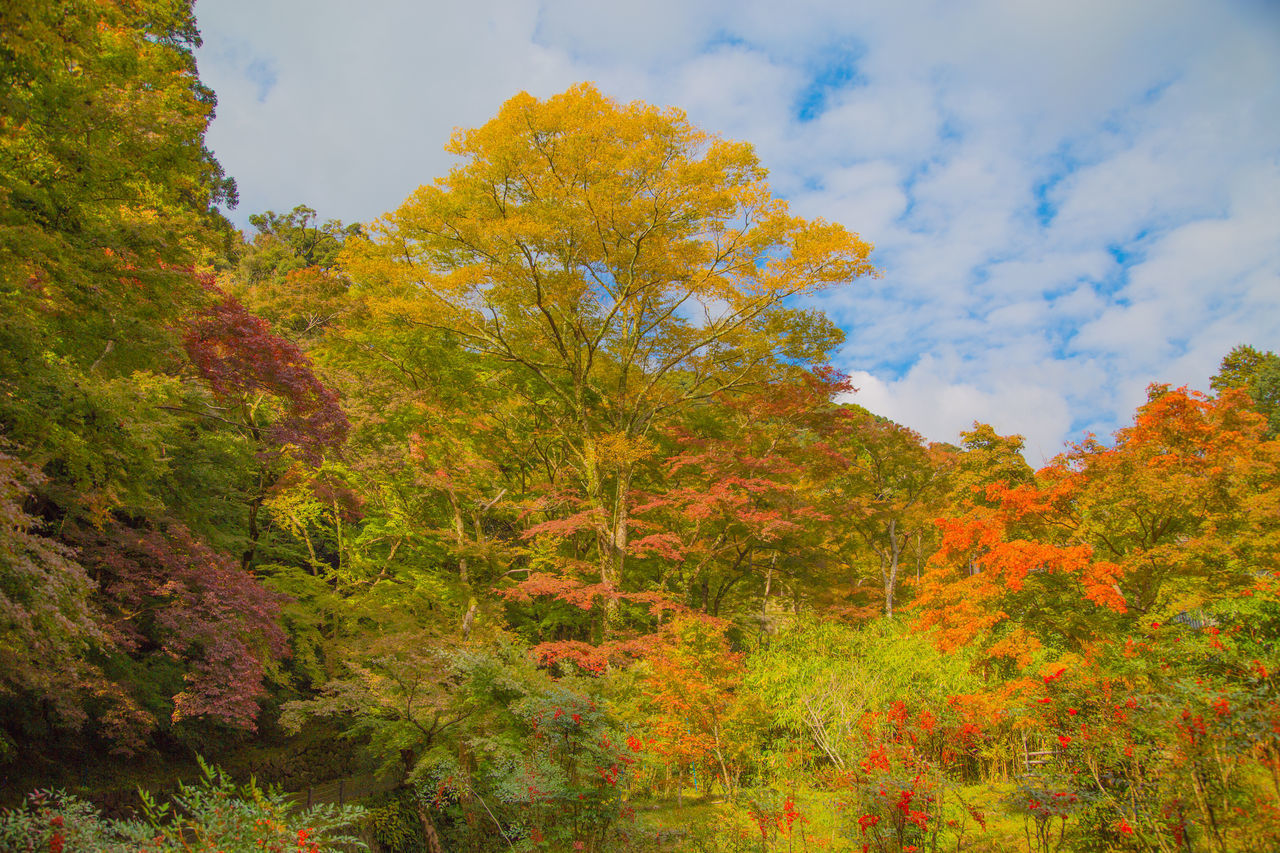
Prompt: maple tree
<box><xmin>0</xmin><ymin>0</ymin><xmax>236</xmax><ymax>518</ymax></box>
<box><xmin>916</xmin><ymin>385</ymin><xmax>1280</xmax><ymax>656</ymax></box>
<box><xmin>0</xmin><ymin>452</ymin><xmax>103</xmax><ymax>733</ymax></box>
<box><xmin>71</xmin><ymin>519</ymin><xmax>288</xmax><ymax>734</ymax></box>
<box><xmin>629</xmin><ymin>369</ymin><xmax>846</xmax><ymax>617</ymax></box>
<box><xmin>631</xmin><ymin>616</ymin><xmax>753</xmax><ymax>797</ymax></box>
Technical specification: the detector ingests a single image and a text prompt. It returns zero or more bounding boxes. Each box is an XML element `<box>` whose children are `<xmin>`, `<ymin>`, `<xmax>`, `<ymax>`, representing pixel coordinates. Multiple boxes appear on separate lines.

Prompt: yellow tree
<box><xmin>343</xmin><ymin>83</ymin><xmax>876</xmax><ymax>616</ymax></box>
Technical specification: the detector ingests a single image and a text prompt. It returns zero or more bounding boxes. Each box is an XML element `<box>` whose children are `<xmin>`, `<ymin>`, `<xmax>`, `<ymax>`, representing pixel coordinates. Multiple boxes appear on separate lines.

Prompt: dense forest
<box><xmin>2</xmin><ymin>3</ymin><xmax>1279</xmax><ymax>851</ymax></box>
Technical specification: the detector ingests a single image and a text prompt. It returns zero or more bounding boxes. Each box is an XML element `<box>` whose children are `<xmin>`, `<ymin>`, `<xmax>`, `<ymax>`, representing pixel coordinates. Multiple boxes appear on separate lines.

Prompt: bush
<box><xmin>0</xmin><ymin>758</ymin><xmax>365</xmax><ymax>852</ymax></box>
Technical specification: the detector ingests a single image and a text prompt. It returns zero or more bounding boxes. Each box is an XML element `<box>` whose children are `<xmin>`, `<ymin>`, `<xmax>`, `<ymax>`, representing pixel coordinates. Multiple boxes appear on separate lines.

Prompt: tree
<box><xmin>916</xmin><ymin>385</ymin><xmax>1280</xmax><ymax>655</ymax></box>
<box><xmin>234</xmin><ymin>205</ymin><xmax>361</xmax><ymax>342</ymax></box>
<box><xmin>0</xmin><ymin>0</ymin><xmax>236</xmax><ymax>503</ymax></box>
<box><xmin>69</xmin><ymin>519</ymin><xmax>288</xmax><ymax>735</ymax></box>
<box><xmin>627</xmin><ymin>369</ymin><xmax>847</xmax><ymax>619</ymax></box>
<box><xmin>824</xmin><ymin>408</ymin><xmax>954</xmax><ymax>618</ymax></box>
<box><xmin>633</xmin><ymin>615</ymin><xmax>752</xmax><ymax>797</ymax></box>
<box><xmin>0</xmin><ymin>451</ymin><xmax>104</xmax><ymax>746</ymax></box>
<box><xmin>0</xmin><ymin>2</ymin><xmax>336</xmax><ymax>759</ymax></box>
<box><xmin>343</xmin><ymin>83</ymin><xmax>876</xmax><ymax>623</ymax></box>
<box><xmin>1212</xmin><ymin>344</ymin><xmax>1280</xmax><ymax>439</ymax></box>
<box><xmin>950</xmin><ymin>423</ymin><xmax>1034</xmax><ymax>509</ymax></box>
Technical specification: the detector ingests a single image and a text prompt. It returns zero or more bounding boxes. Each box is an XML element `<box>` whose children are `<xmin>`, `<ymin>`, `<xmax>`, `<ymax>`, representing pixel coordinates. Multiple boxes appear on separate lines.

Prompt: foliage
<box><xmin>5</xmin><ymin>6</ymin><xmax>1280</xmax><ymax>848</ymax></box>
<box><xmin>0</xmin><ymin>451</ymin><xmax>103</xmax><ymax>734</ymax></box>
<box><xmin>343</xmin><ymin>82</ymin><xmax>877</xmax><ymax>617</ymax></box>
<box><xmin>1212</xmin><ymin>344</ymin><xmax>1280</xmax><ymax>437</ymax></box>
<box><xmin>0</xmin><ymin>759</ymin><xmax>364</xmax><ymax>852</ymax></box>
<box><xmin>71</xmin><ymin>519</ymin><xmax>289</xmax><ymax>733</ymax></box>
<box><xmin>916</xmin><ymin>385</ymin><xmax>1280</xmax><ymax>656</ymax></box>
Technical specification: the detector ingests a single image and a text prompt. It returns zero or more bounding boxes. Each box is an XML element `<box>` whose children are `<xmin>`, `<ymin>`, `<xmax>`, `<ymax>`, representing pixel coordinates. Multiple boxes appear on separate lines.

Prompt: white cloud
<box><xmin>194</xmin><ymin>0</ymin><xmax>1280</xmax><ymax>458</ymax></box>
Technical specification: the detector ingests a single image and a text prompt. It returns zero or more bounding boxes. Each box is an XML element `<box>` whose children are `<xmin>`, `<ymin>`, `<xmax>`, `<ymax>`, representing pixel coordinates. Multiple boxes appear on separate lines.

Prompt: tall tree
<box><xmin>824</xmin><ymin>409</ymin><xmax>953</xmax><ymax>618</ymax></box>
<box><xmin>0</xmin><ymin>0</ymin><xmax>239</xmax><ymax>516</ymax></box>
<box><xmin>0</xmin><ymin>1</ymin><xmax>315</xmax><ymax>756</ymax></box>
<box><xmin>343</xmin><ymin>83</ymin><xmax>876</xmax><ymax>624</ymax></box>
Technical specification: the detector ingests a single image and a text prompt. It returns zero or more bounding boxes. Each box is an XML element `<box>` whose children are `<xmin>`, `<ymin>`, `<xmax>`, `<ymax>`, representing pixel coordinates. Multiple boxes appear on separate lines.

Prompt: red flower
<box><xmin>782</xmin><ymin>797</ymin><xmax>799</xmax><ymax>831</ymax></box>
<box><xmin>861</xmin><ymin>745</ymin><xmax>891</xmax><ymax>772</ymax></box>
<box><xmin>572</xmin><ymin>713</ymin><xmax>582</xmax><ymax>725</ymax></box>
<box><xmin>857</xmin><ymin>814</ymin><xmax>880</xmax><ymax>834</ymax></box>
<box><xmin>1066</xmin><ymin>708</ymin><xmax>1078</xmax><ymax>716</ymax></box>
<box><xmin>1043</xmin><ymin>668</ymin><xmax>1067</xmax><ymax>684</ymax></box>
<box><xmin>1058</xmin><ymin>735</ymin><xmax>1072</xmax><ymax>747</ymax></box>
<box><xmin>49</xmin><ymin>834</ymin><xmax>64</xmax><ymax>853</ymax></box>
<box><xmin>1118</xmin><ymin>818</ymin><xmax>1134</xmax><ymax>835</ymax></box>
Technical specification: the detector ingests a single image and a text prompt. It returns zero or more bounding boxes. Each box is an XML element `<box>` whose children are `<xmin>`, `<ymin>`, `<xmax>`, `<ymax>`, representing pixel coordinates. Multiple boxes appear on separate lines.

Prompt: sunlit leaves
<box><xmin>916</xmin><ymin>386</ymin><xmax>1280</xmax><ymax>653</ymax></box>
<box><xmin>343</xmin><ymin>82</ymin><xmax>876</xmax><ymax>607</ymax></box>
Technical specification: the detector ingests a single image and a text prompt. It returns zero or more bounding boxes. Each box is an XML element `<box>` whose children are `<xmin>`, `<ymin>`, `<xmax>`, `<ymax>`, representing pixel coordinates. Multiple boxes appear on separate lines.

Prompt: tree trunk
<box><xmin>241</xmin><ymin>465</ymin><xmax>270</xmax><ymax>570</ymax></box>
<box><xmin>415</xmin><ymin>798</ymin><xmax>446</xmax><ymax>853</ymax></box>
<box><xmin>883</xmin><ymin>518</ymin><xmax>899</xmax><ymax>618</ymax></box>
<box><xmin>597</xmin><ymin>463</ymin><xmax>633</xmax><ymax>631</ymax></box>
<box><xmin>447</xmin><ymin>488</ymin><xmax>468</xmax><ymax>586</ymax></box>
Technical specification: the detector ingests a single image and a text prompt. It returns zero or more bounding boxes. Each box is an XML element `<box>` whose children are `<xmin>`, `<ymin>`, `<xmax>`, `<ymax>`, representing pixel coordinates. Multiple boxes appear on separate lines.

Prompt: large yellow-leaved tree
<box><xmin>343</xmin><ymin>83</ymin><xmax>876</xmax><ymax>620</ymax></box>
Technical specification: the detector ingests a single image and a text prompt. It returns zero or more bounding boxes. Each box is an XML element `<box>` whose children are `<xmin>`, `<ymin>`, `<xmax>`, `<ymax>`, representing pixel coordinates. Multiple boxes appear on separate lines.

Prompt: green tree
<box><xmin>0</xmin><ymin>0</ymin><xmax>238</xmax><ymax>513</ymax></box>
<box><xmin>824</xmin><ymin>408</ymin><xmax>954</xmax><ymax>617</ymax></box>
<box><xmin>234</xmin><ymin>205</ymin><xmax>362</xmax><ymax>341</ymax></box>
<box><xmin>1212</xmin><ymin>344</ymin><xmax>1280</xmax><ymax>438</ymax></box>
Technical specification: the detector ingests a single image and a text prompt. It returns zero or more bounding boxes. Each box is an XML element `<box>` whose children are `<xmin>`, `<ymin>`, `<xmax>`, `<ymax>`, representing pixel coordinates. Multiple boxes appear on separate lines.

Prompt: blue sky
<box><xmin>193</xmin><ymin>0</ymin><xmax>1280</xmax><ymax>463</ymax></box>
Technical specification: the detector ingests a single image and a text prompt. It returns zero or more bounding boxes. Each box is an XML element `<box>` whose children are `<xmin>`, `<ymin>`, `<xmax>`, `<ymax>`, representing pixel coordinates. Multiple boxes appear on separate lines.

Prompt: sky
<box><xmin>193</xmin><ymin>0</ymin><xmax>1280</xmax><ymax>463</ymax></box>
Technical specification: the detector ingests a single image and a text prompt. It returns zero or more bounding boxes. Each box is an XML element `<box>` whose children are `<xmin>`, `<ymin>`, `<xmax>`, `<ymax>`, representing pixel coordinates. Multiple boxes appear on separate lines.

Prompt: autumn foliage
<box><xmin>3</xmin><ymin>8</ymin><xmax>1280</xmax><ymax>851</ymax></box>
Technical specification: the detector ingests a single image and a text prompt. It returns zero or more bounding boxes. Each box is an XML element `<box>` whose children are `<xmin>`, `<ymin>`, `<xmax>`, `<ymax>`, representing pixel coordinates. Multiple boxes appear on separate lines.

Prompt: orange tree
<box><xmin>624</xmin><ymin>615</ymin><xmax>754</xmax><ymax>798</ymax></box>
<box><xmin>915</xmin><ymin>385</ymin><xmax>1280</xmax><ymax>659</ymax></box>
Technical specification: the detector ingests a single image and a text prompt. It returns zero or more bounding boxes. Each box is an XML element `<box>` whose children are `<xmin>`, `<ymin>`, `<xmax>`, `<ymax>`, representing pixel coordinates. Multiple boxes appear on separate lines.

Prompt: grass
<box><xmin>618</xmin><ymin>782</ymin><xmax>1034</xmax><ymax>853</ymax></box>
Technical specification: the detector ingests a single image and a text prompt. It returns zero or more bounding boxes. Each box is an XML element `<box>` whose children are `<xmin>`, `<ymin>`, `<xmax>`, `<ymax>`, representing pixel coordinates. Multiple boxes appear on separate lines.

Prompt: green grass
<box><xmin>619</xmin><ymin>782</ymin><xmax>1035</xmax><ymax>853</ymax></box>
